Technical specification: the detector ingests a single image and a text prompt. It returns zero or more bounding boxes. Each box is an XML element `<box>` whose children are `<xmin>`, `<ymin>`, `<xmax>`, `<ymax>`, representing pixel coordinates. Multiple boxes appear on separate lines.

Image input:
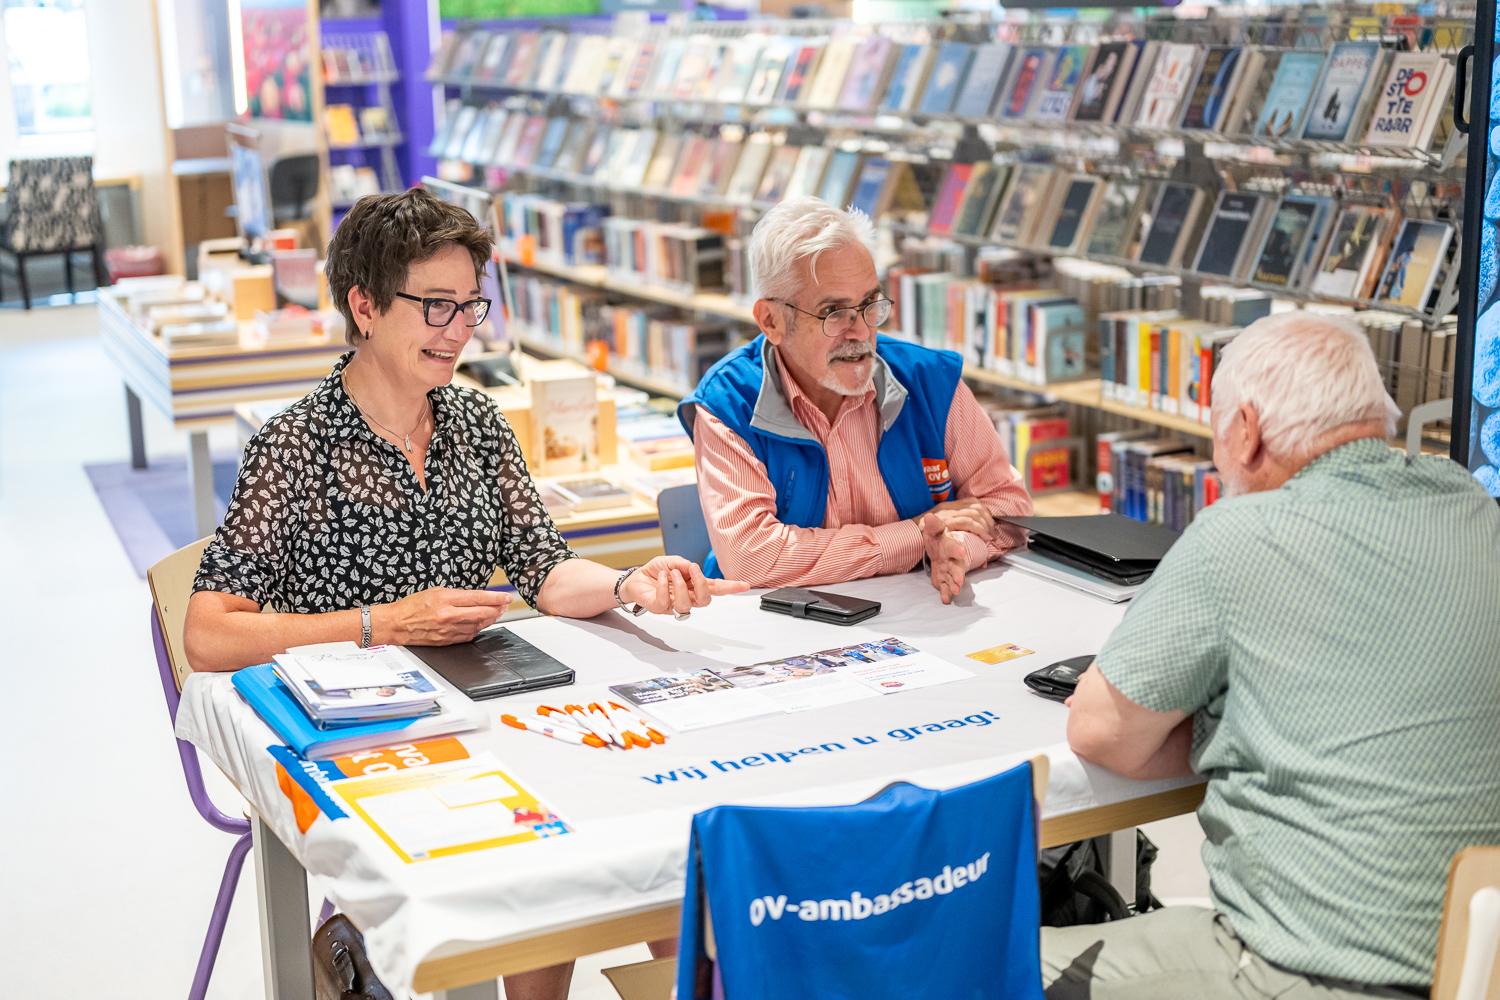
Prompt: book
<box><xmin>1217</xmin><ymin>48</ymin><xmax>1266</xmax><ymax>133</ymax></box>
<box><xmin>806</xmin><ymin>38</ymin><xmax>857</xmax><ymax>108</ymax></box>
<box><xmin>839</xmin><ymin>34</ymin><xmax>896</xmax><ymax>111</ymax></box>
<box><xmin>597</xmin><ymin>36</ymin><xmax>638</xmax><ymax>96</ymax></box>
<box><xmin>880</xmin><ymin>44</ymin><xmax>935</xmax><ymax>113</ymax></box>
<box><xmin>1192</xmin><ymin>190</ymin><xmax>1266</xmax><ymax>277</ymax></box>
<box><xmin>755</xmin><ymin>145</ymin><xmax>802</xmax><ymax>202</ymax></box>
<box><xmin>953</xmin><ymin>162</ymin><xmax>1010</xmax><ymax>237</ymax></box>
<box><xmin>1179</xmin><ymin>46</ymin><xmax>1244</xmax><ymax>130</ymax></box>
<box><xmin>990</xmin><ymin>164</ymin><xmax>1051</xmax><ymax>243</ymax></box>
<box><xmin>534</xmin><ymin>116</ymin><xmax>571</xmax><ymax>169</ymax></box>
<box><xmin>642</xmin><ymin>135</ymin><xmax>684</xmax><ymax>190</ymax></box>
<box><xmin>1249</xmin><ymin>195</ymin><xmax>1325</xmax><ymax>287</ymax></box>
<box><xmin>440</xmin><ymin>105</ymin><xmax>478</xmax><ymax>160</ymax></box>
<box><xmin>1363</xmin><ymin>52</ymin><xmax>1452</xmax><ymax>149</ymax></box>
<box><xmin>1114</xmin><ymin>40</ymin><xmax>1160</xmax><ymax>125</ymax></box>
<box><xmin>1135</xmin><ymin>43</ymin><xmax>1200</xmax><ymax>128</ymax></box>
<box><xmin>777</xmin><ymin>41</ymin><xmax>825</xmax><ymax>104</ymax></box>
<box><xmin>562</xmin><ymin>35</ymin><xmax>608</xmax><ymax>93</ymax></box>
<box><xmin>1300</xmin><ymin>41</ymin><xmax>1383</xmax><ymax>141</ymax></box>
<box><xmin>649</xmin><ymin>38</ymin><xmax>687</xmax><ymax>96</ymax></box>
<box><xmin>725</xmin><ymin>133</ymin><xmax>773</xmax><ymax>202</ymax></box>
<box><xmin>672</xmin><ymin>36</ymin><xmax>716</xmax><ymax>100</ymax></box>
<box><xmin>448</xmin><ymin>30</ymin><xmax>491</xmax><ymax>79</ymax></box>
<box><xmin>1046</xmin><ymin>176</ymin><xmax>1105</xmax><ymax>253</ymax></box>
<box><xmin>953</xmin><ymin>43</ymin><xmax>1014</xmax><ymax>118</ymax></box>
<box><xmin>511</xmin><ymin>115</ymin><xmax>550</xmax><ymax>167</ymax></box>
<box><xmin>1085</xmin><ymin>180</ymin><xmax>1142</xmax><ymax>257</ymax></box>
<box><xmin>622</xmin><ymin>40</ymin><xmax>658</xmax><ymax>96</ymax></box>
<box><xmin>324</xmin><ymin>104</ymin><xmax>361</xmax><ymax>147</ymax></box>
<box><xmin>1073</xmin><ymin>42</ymin><xmax>1135</xmax><ymax>123</ymax></box>
<box><xmin>746</xmin><ymin>38</ymin><xmax>795</xmax><ymax>104</ymax></box>
<box><xmin>784</xmin><ymin>146</ymin><xmax>830</xmax><ymax>200</ymax></box>
<box><xmin>697</xmin><ymin>140</ymin><xmax>743</xmax><ymax>197</ymax></box>
<box><xmin>531</xmin><ymin>364</ymin><xmax>601</xmax><ymax>475</ymax></box>
<box><xmin>918</xmin><ymin>42</ymin><xmax>975</xmax><ymax>115</ymax></box>
<box><xmin>817</xmin><ymin>148</ymin><xmax>864</xmax><ymax>209</ymax></box>
<box><xmin>1137</xmin><ymin>182</ymin><xmax>1205</xmax><ymax>267</ymax></box>
<box><xmin>1374</xmin><ymin>219</ymin><xmax>1454</xmax><ymax>309</ymax></box>
<box><xmin>998</xmin><ymin>47</ymin><xmax>1049</xmax><ymax>119</ymax></box>
<box><xmin>531</xmin><ymin>32</ymin><xmax>569</xmax><ymax>91</ymax></box>
<box><xmin>1033</xmin><ymin>45</ymin><xmax>1090</xmax><ymax>121</ymax></box>
<box><xmin>1311</xmin><ymin>205</ymin><xmax>1392</xmax><ymax>298</ymax></box>
<box><xmin>500</xmin><ymin>31</ymin><xmax>540</xmax><ymax>86</ymax></box>
<box><xmin>848</xmin><ymin>157</ymin><xmax>892</xmax><ymax>218</ymax></box>
<box><xmin>718</xmin><ymin>36</ymin><xmax>765</xmax><ymax>103</ymax></box>
<box><xmin>927</xmin><ymin>163</ymin><xmax>974</xmax><ymax>234</ymax></box>
<box><xmin>669</xmin><ymin>137</ymin><xmax>712</xmax><ymax>197</ymax></box>
<box><xmin>550</xmin><ymin>476</ymin><xmax>634</xmax><ymax>511</ymax></box>
<box><xmin>618</xmin><ymin>129</ymin><xmax>661</xmax><ymax>188</ymax></box>
<box><xmin>551</xmin><ymin>120</ymin><xmax>594</xmax><ymax>174</ymax></box>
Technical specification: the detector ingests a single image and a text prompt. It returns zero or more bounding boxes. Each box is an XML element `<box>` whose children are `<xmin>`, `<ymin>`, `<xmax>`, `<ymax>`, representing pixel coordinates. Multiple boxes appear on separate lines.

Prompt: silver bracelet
<box><xmin>360</xmin><ymin>605</ymin><xmax>372</xmax><ymax>648</ymax></box>
<box><xmin>614</xmin><ymin>566</ymin><xmax>647</xmax><ymax>616</ymax></box>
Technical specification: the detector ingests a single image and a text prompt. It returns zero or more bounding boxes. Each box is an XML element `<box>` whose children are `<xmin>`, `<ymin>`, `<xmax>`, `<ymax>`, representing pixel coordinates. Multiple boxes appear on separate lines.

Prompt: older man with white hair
<box><xmin>678</xmin><ymin>197</ymin><xmax>1033</xmax><ymax>602</ymax></box>
<box><xmin>1047</xmin><ymin>312</ymin><xmax>1500</xmax><ymax>999</ymax></box>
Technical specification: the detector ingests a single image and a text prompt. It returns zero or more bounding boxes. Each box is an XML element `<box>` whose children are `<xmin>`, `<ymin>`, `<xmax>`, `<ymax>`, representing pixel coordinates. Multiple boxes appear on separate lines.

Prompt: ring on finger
<box><xmin>673</xmin><ymin>609</ymin><xmax>691</xmax><ymax>620</ymax></box>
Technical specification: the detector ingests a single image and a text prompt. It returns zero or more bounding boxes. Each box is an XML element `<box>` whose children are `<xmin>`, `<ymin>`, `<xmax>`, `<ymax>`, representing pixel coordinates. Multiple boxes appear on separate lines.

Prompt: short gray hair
<box><xmin>1212</xmin><ymin>311</ymin><xmax>1400</xmax><ymax>456</ymax></box>
<box><xmin>748</xmin><ymin>196</ymin><xmax>877</xmax><ymax>303</ymax></box>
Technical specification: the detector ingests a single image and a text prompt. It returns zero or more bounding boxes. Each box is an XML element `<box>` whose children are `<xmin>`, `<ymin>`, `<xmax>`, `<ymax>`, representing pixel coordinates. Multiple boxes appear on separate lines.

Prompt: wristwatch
<box><xmin>360</xmin><ymin>605</ymin><xmax>372</xmax><ymax>648</ymax></box>
<box><xmin>614</xmin><ymin>566</ymin><xmax>646</xmax><ymax>616</ymax></box>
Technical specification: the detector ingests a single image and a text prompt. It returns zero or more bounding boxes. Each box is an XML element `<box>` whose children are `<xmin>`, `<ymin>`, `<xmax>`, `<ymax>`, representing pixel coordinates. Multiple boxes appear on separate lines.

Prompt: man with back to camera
<box><xmin>1050</xmin><ymin>312</ymin><xmax>1500</xmax><ymax>999</ymax></box>
<box><xmin>678</xmin><ymin>196</ymin><xmax>1034</xmax><ymax>603</ymax></box>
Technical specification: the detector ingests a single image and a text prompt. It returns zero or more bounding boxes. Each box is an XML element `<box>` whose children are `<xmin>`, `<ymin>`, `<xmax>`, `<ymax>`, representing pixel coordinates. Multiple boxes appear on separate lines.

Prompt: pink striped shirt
<box><xmin>694</xmin><ymin>351</ymin><xmax>1033</xmax><ymax>587</ymax></box>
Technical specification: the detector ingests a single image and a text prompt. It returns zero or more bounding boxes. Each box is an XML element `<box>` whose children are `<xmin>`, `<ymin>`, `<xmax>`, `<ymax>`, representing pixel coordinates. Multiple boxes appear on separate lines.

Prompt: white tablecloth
<box><xmin>176</xmin><ymin>563</ymin><xmax>1203</xmax><ymax>994</ymax></box>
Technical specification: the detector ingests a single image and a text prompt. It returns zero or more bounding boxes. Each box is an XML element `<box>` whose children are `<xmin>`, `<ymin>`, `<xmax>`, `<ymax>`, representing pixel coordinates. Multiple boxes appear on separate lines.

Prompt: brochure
<box><xmin>609</xmin><ymin>670</ymin><xmax>782</xmax><ymax>731</ymax></box>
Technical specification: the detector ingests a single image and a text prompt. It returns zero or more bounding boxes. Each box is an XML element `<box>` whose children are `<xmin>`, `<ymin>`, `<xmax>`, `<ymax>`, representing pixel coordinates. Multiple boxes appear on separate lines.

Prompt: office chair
<box><xmin>148</xmin><ymin>539</ymin><xmax>333</xmax><ymax>1000</ymax></box>
<box><xmin>656</xmin><ymin>483</ymin><xmax>711</xmax><ymax>567</ymax></box>
<box><xmin>677</xmin><ymin>757</ymin><xmax>1050</xmax><ymax>1000</ymax></box>
<box><xmin>269</xmin><ymin>154</ymin><xmax>321</xmax><ymax>225</ymax></box>
<box><xmin>0</xmin><ymin>155</ymin><xmax>106</xmax><ymax>308</ymax></box>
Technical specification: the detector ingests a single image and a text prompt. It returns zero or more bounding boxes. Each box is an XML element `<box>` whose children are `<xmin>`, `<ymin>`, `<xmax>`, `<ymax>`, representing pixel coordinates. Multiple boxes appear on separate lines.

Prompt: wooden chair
<box><xmin>1434</xmin><ymin>846</ymin><xmax>1500</xmax><ymax>1000</ymax></box>
<box><xmin>148</xmin><ymin>538</ymin><xmax>253</xmax><ymax>1000</ymax></box>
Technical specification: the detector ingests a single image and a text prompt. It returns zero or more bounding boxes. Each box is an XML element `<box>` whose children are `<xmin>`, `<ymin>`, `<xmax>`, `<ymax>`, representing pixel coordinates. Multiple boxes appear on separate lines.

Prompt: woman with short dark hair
<box><xmin>186</xmin><ymin>185</ymin><xmax>742</xmax><ymax>669</ymax></box>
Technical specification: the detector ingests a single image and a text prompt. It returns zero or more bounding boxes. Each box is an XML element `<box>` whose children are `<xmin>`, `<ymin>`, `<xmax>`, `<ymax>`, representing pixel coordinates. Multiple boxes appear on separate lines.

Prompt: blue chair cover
<box><xmin>676</xmin><ymin>760</ymin><xmax>1045</xmax><ymax>1000</ymax></box>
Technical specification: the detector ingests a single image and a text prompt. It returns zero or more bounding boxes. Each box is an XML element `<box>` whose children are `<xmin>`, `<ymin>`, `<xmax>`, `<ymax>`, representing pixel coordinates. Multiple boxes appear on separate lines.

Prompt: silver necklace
<box><xmin>342</xmin><ymin>371</ymin><xmax>428</xmax><ymax>453</ymax></box>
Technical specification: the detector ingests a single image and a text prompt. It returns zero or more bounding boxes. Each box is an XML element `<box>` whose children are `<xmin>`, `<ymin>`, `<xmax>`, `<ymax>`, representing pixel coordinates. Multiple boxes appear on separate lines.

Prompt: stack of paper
<box><xmin>273</xmin><ymin>646</ymin><xmax>441</xmax><ymax>727</ymax></box>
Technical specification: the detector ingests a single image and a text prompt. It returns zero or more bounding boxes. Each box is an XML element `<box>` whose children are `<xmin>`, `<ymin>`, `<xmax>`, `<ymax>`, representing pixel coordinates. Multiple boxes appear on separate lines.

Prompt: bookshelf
<box><xmin>318</xmin><ymin>30</ymin><xmax>407</xmax><ymax>220</ymax></box>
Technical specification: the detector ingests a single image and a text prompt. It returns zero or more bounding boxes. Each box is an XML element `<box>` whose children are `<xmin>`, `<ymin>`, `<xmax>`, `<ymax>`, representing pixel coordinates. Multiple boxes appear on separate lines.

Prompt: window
<box><xmin>4</xmin><ymin>0</ymin><xmax>91</xmax><ymax>136</ymax></box>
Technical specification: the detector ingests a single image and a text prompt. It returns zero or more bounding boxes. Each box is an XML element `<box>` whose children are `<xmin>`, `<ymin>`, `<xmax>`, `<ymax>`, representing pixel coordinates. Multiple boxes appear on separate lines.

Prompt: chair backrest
<box><xmin>657</xmin><ymin>483</ymin><xmax>711</xmax><ymax>567</ymax></box>
<box><xmin>6</xmin><ymin>156</ymin><xmax>101</xmax><ymax>252</ymax></box>
<box><xmin>148</xmin><ymin>536</ymin><xmax>214</xmax><ymax>694</ymax></box>
<box><xmin>1433</xmin><ymin>847</ymin><xmax>1500</xmax><ymax>1000</ymax></box>
<box><xmin>676</xmin><ymin>757</ymin><xmax>1050</xmax><ymax>1000</ymax></box>
<box><xmin>268</xmin><ymin>154</ymin><xmax>321</xmax><ymax>220</ymax></box>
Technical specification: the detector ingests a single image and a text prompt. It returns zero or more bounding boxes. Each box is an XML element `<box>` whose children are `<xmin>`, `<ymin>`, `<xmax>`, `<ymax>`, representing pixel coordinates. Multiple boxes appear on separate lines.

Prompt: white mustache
<box><xmin>828</xmin><ymin>343</ymin><xmax>874</xmax><ymax>362</ymax></box>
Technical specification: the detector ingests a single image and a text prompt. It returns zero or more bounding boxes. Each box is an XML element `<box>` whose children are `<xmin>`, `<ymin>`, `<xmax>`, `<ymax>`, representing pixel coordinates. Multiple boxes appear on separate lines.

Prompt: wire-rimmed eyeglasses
<box><xmin>768</xmin><ymin>297</ymin><xmax>894</xmax><ymax>337</ymax></box>
<box><xmin>395</xmin><ymin>291</ymin><xmax>492</xmax><ymax>327</ymax></box>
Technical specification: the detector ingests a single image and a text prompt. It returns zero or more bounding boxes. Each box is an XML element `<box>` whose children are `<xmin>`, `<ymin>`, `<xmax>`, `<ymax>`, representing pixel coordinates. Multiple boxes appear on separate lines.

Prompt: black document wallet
<box><xmin>760</xmin><ymin>587</ymin><xmax>881</xmax><ymax>625</ymax></box>
<box><xmin>407</xmin><ymin>628</ymin><xmax>574</xmax><ymax>701</ymax></box>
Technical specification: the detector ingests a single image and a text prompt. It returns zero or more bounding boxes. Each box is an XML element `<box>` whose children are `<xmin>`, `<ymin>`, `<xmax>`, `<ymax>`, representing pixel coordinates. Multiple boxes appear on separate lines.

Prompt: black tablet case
<box><xmin>407</xmin><ymin>628</ymin><xmax>574</xmax><ymax>700</ymax></box>
<box><xmin>1001</xmin><ymin>514</ymin><xmax>1179</xmax><ymax>585</ymax></box>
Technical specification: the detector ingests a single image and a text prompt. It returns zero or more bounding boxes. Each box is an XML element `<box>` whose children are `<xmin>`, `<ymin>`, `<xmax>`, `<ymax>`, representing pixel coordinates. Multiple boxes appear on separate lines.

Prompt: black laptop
<box><xmin>407</xmin><ymin>627</ymin><xmax>574</xmax><ymax>701</ymax></box>
<box><xmin>1001</xmin><ymin>514</ymin><xmax>1180</xmax><ymax>587</ymax></box>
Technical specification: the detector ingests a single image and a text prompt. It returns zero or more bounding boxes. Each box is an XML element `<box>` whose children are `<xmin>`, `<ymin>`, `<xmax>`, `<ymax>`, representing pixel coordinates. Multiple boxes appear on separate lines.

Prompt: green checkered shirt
<box><xmin>1098</xmin><ymin>438</ymin><xmax>1500</xmax><ymax>986</ymax></box>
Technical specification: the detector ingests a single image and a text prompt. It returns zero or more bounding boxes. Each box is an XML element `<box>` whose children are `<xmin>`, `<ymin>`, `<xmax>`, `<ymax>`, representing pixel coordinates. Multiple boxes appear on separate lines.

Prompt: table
<box><xmin>175</xmin><ymin>563</ymin><xmax>1205</xmax><ymax>1000</ymax></box>
<box><xmin>97</xmin><ymin>288</ymin><xmax>348</xmax><ymax>537</ymax></box>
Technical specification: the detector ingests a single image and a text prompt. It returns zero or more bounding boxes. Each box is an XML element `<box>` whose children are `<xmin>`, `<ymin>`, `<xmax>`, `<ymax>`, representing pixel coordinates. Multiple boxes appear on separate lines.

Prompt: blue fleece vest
<box><xmin>679</xmin><ymin>334</ymin><xmax>964</xmax><ymax>578</ymax></box>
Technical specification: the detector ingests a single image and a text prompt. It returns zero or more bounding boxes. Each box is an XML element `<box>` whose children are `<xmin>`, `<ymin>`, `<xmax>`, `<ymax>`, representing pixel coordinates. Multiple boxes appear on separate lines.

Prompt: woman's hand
<box><xmin>619</xmin><ymin>556</ymin><xmax>750</xmax><ymax>616</ymax></box>
<box><xmin>376</xmin><ymin>587</ymin><xmax>513</xmax><ymax>645</ymax></box>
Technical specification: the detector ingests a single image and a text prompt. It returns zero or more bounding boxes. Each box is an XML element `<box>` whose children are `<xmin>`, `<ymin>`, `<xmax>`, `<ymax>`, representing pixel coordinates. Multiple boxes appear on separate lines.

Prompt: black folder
<box><xmin>1001</xmin><ymin>514</ymin><xmax>1180</xmax><ymax>587</ymax></box>
<box><xmin>407</xmin><ymin>627</ymin><xmax>574</xmax><ymax>701</ymax></box>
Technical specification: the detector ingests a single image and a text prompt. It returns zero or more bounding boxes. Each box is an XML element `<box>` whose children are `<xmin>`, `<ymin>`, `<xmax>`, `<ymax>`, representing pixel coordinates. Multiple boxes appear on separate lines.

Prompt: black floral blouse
<box><xmin>193</xmin><ymin>353</ymin><xmax>576</xmax><ymax>612</ymax></box>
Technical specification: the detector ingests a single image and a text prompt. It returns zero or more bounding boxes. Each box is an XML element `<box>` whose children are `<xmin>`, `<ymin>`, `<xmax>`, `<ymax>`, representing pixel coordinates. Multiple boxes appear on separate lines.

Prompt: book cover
<box><xmin>755</xmin><ymin>145</ymin><xmax>802</xmax><ymax>202</ymax></box>
<box><xmin>533</xmin><ymin>117</ymin><xmax>571</xmax><ymax>169</ymax></box>
<box><xmin>476</xmin><ymin>110</ymin><xmax>514</xmax><ymax>165</ymax></box>
<box><xmin>1047</xmin><ymin>176</ymin><xmax>1103</xmax><ymax>252</ymax></box>
<box><xmin>697</xmin><ymin>140</ymin><xmax>743</xmax><ymax>196</ymax></box>
<box><xmin>1135</xmin><ymin>43</ymin><xmax>1199</xmax><ymax>128</ymax></box>
<box><xmin>1312</xmin><ymin>206</ymin><xmax>1388</xmax><ymax>297</ymax></box>
<box><xmin>550</xmin><ymin>120</ymin><xmax>593</xmax><ymax>173</ymax></box>
<box><xmin>579</xmin><ymin>124</ymin><xmax>614</xmax><ymax>177</ymax></box>
<box><xmin>475</xmin><ymin>34</ymin><xmax>512</xmax><ymax>83</ymax></box>
<box><xmin>1073</xmin><ymin>42</ymin><xmax>1131</xmax><ymax>122</ymax></box>
<box><xmin>670</xmin><ymin>37</ymin><xmax>714</xmax><ymax>100</ymax></box>
<box><xmin>777</xmin><ymin>42</ymin><xmax>824</xmax><ymax>104</ymax></box>
<box><xmin>953</xmin><ymin>43</ymin><xmax>1013</xmax><ymax>118</ymax></box>
<box><xmin>669</xmin><ymin>137</ymin><xmax>712</xmax><ymax>196</ymax></box>
<box><xmin>806</xmin><ymin>38</ymin><xmax>857</xmax><ymax>108</ymax></box>
<box><xmin>746</xmin><ymin>38</ymin><xmax>795</xmax><ymax>104</ymax></box>
<box><xmin>1192</xmin><ymin>191</ymin><xmax>1263</xmax><ymax>276</ymax></box>
<box><xmin>718</xmin><ymin>36</ymin><xmax>765</xmax><ymax>103</ymax></box>
<box><xmin>1255</xmin><ymin>53</ymin><xmax>1326</xmax><ymax>137</ymax></box>
<box><xmin>1301</xmin><ymin>41</ymin><xmax>1381</xmax><ymax>141</ymax></box>
<box><xmin>649</xmin><ymin>38</ymin><xmax>687</xmax><ymax>96</ymax></box>
<box><xmin>999</xmin><ymin>47</ymin><xmax>1049</xmax><ymax>119</ymax></box>
<box><xmin>1085</xmin><ymin>180</ymin><xmax>1142</xmax><ymax>257</ymax></box>
<box><xmin>441</xmin><ymin>105</ymin><xmax>478</xmax><ymax>160</ymax></box>
<box><xmin>953</xmin><ymin>162</ymin><xmax>1009</xmax><ymax>237</ymax></box>
<box><xmin>725</xmin><ymin>134</ymin><xmax>774</xmax><ymax>202</ymax></box>
<box><xmin>1363</xmin><ymin>53</ymin><xmax>1448</xmax><ymax>147</ymax></box>
<box><xmin>561</xmin><ymin>35</ymin><xmax>607</xmax><ymax>93</ymax></box>
<box><xmin>848</xmin><ymin>157</ymin><xmax>892</xmax><ymax>218</ymax></box>
<box><xmin>623</xmin><ymin>40</ymin><xmax>657</xmax><ymax>95</ymax></box>
<box><xmin>449</xmin><ymin>30</ymin><xmax>491</xmax><ymax>79</ymax></box>
<box><xmin>1374</xmin><ymin>220</ymin><xmax>1453</xmax><ymax>309</ymax></box>
<box><xmin>927</xmin><ymin>163</ymin><xmax>974</xmax><ymax>233</ymax></box>
<box><xmin>991</xmin><ymin>164</ymin><xmax>1049</xmax><ymax>242</ymax></box>
<box><xmin>1138</xmin><ymin>182</ymin><xmax>1202</xmax><ymax>266</ymax></box>
<box><xmin>1180</xmin><ymin>46</ymin><xmax>1242</xmax><ymax>130</ymax></box>
<box><xmin>1033</xmin><ymin>45</ymin><xmax>1090</xmax><ymax>121</ymax></box>
<box><xmin>839</xmin><ymin>34</ymin><xmax>895</xmax><ymax>111</ymax></box>
<box><xmin>531</xmin><ymin>32</ymin><xmax>569</xmax><ymax>90</ymax></box>
<box><xmin>500</xmin><ymin>32</ymin><xmax>540</xmax><ymax>86</ymax></box>
<box><xmin>596</xmin><ymin>37</ymin><xmax>636</xmax><ymax>96</ymax></box>
<box><xmin>785</xmin><ymin>146</ymin><xmax>830</xmax><ymax>200</ymax></box>
<box><xmin>918</xmin><ymin>42</ymin><xmax>975</xmax><ymax>115</ymax></box>
<box><xmin>1251</xmin><ymin>196</ymin><xmax>1320</xmax><ymax>286</ymax></box>
<box><xmin>618</xmin><ymin>129</ymin><xmax>660</xmax><ymax>188</ymax></box>
<box><xmin>817</xmin><ymin>148</ymin><xmax>864</xmax><ymax>208</ymax></box>
<box><xmin>642</xmin><ymin>134</ymin><xmax>684</xmax><ymax>190</ymax></box>
<box><xmin>531</xmin><ymin>367</ymin><xmax>601</xmax><ymax>476</ymax></box>
<box><xmin>880</xmin><ymin>44</ymin><xmax>932</xmax><ymax>113</ymax></box>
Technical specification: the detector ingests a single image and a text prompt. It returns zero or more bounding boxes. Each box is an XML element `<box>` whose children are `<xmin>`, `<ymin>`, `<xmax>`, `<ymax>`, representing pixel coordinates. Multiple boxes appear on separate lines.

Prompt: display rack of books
<box><xmin>321</xmin><ymin>31</ymin><xmax>405</xmax><ymax>214</ymax></box>
<box><xmin>424</xmin><ymin>4</ymin><xmax>1471</xmax><ymax>493</ymax></box>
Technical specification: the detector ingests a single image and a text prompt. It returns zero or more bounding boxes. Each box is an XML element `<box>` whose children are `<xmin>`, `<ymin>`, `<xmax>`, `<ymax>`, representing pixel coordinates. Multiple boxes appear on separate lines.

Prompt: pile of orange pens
<box><xmin>501</xmin><ymin>702</ymin><xmax>667</xmax><ymax>750</ymax></box>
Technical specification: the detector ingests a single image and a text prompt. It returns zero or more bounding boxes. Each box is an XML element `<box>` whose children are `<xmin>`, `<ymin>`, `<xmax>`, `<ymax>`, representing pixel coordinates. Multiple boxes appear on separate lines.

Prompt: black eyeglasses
<box><xmin>769</xmin><ymin>297</ymin><xmax>893</xmax><ymax>337</ymax></box>
<box><xmin>395</xmin><ymin>292</ymin><xmax>492</xmax><ymax>327</ymax></box>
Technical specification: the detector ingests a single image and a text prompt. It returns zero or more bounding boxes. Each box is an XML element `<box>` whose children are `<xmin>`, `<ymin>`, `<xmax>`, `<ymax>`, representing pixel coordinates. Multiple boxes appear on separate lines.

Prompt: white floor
<box><xmin>0</xmin><ymin>303</ymin><xmax>1208</xmax><ymax>999</ymax></box>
